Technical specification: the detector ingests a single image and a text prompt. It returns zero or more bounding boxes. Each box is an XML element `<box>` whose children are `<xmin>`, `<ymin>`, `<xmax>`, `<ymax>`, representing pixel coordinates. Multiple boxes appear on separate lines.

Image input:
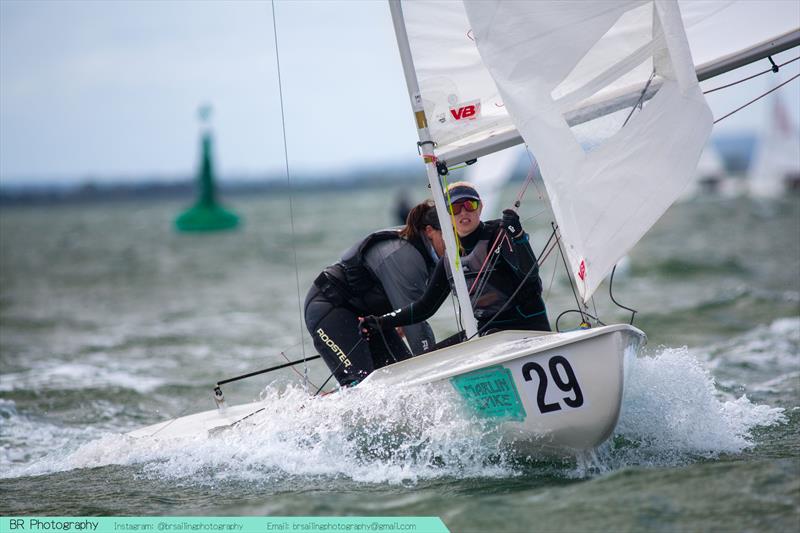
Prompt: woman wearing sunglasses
<box><xmin>304</xmin><ymin>200</ymin><xmax>445</xmax><ymax>386</ymax></box>
<box><xmin>360</xmin><ymin>181</ymin><xmax>550</xmax><ymax>344</ymax></box>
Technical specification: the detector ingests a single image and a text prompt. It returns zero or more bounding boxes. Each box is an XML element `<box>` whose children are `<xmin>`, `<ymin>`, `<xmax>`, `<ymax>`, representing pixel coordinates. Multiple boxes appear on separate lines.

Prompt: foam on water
<box><xmin>0</xmin><ymin>399</ymin><xmax>107</xmax><ymax>471</ymax></box>
<box><xmin>0</xmin><ymin>357</ymin><xmax>167</xmax><ymax>394</ymax></box>
<box><xmin>582</xmin><ymin>344</ymin><xmax>788</xmax><ymax>474</ymax></box>
<box><xmin>7</xmin><ymin>382</ymin><xmax>513</xmax><ymax>485</ymax></box>
<box><xmin>701</xmin><ymin>317</ymin><xmax>800</xmax><ymax>378</ymax></box>
<box><xmin>3</xmin><ymin>323</ymin><xmax>791</xmax><ymax>485</ymax></box>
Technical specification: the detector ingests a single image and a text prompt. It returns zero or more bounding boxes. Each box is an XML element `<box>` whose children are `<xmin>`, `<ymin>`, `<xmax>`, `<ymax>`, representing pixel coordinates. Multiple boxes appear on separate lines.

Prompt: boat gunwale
<box><xmin>361</xmin><ymin>323</ymin><xmax>647</xmax><ymax>388</ymax></box>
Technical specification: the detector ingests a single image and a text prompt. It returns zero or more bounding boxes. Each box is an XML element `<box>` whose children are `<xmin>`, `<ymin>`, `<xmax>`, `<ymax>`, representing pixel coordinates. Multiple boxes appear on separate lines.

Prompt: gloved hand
<box><xmin>501</xmin><ymin>209</ymin><xmax>523</xmax><ymax>238</ymax></box>
<box><xmin>358</xmin><ymin>315</ymin><xmax>382</xmax><ymax>340</ymax></box>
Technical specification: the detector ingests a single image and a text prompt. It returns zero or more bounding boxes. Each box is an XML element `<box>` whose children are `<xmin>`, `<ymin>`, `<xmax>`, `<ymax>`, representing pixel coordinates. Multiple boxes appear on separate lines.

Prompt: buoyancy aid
<box><xmin>317</xmin><ymin>229</ymin><xmax>436</xmax><ymax>311</ymax></box>
<box><xmin>454</xmin><ymin>221</ymin><xmax>540</xmax><ymax>322</ymax></box>
<box><xmin>339</xmin><ymin>229</ymin><xmax>403</xmax><ymax>294</ymax></box>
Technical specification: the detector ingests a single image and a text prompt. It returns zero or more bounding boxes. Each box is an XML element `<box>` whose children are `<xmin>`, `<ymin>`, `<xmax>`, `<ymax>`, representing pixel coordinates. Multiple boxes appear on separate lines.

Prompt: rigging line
<box><xmin>544</xmin><ymin>250</ymin><xmax>558</xmax><ymax>301</ymax></box>
<box><xmin>313</xmin><ymin>337</ymin><xmax>364</xmax><ymax>396</ymax></box>
<box><xmin>552</xmin><ymin>222</ymin><xmax>587</xmax><ymax>324</ymax></box>
<box><xmin>464</xmin><ymin>225</ymin><xmax>557</xmax><ymax>341</ymax></box>
<box><xmin>590</xmin><ymin>295</ymin><xmax>599</xmax><ymax>327</ymax></box>
<box><xmin>714</xmin><ymin>73</ymin><xmax>800</xmax><ymax>124</ymax></box>
<box><xmin>555</xmin><ymin>309</ymin><xmax>606</xmax><ymax>332</ymax></box>
<box><xmin>622</xmin><ymin>69</ymin><xmax>656</xmax><ymax>128</ymax></box>
<box><xmin>470</xmin><ymin>234</ymin><xmax>505</xmax><ymax>307</ymax></box>
<box><xmin>517</xmin><ymin>148</ymin><xmax>546</xmax><ymax>213</ymax></box>
<box><xmin>515</xmin><ymin>171</ymin><xmax>534</xmax><ymax>208</ymax></box>
<box><xmin>472</xmin><ymin>222</ymin><xmax>542</xmax><ymax>310</ymax></box>
<box><xmin>525</xmin><ymin>148</ymin><xmax>544</xmax><ymax>201</ymax></box>
<box><xmin>271</xmin><ymin>2</ymin><xmax>308</xmax><ymax>372</ymax></box>
<box><xmin>280</xmin><ymin>350</ymin><xmax>320</xmax><ymax>390</ymax></box>
<box><xmin>703</xmin><ymin>56</ymin><xmax>800</xmax><ymax>94</ymax></box>
<box><xmin>537</xmin><ymin>227</ymin><xmax>557</xmax><ymax>265</ymax></box>
<box><xmin>468</xmin><ymin>228</ymin><xmax>507</xmax><ymax>293</ymax></box>
<box><xmin>468</xmin><ymin>246</ymin><xmax>544</xmax><ymax>340</ymax></box>
<box><xmin>514</xmin><ymin>156</ymin><xmax>540</xmax><ymax>209</ymax></box>
<box><xmin>536</xmin><ymin>225</ymin><xmax>559</xmax><ymax>263</ymax></box>
<box><xmin>537</xmin><ymin>235</ymin><xmax>561</xmax><ymax>266</ymax></box>
<box><xmin>608</xmin><ymin>264</ymin><xmax>637</xmax><ymax>325</ymax></box>
<box><xmin>145</xmin><ymin>404</ymin><xmax>196</xmax><ymax>437</ymax></box>
<box><xmin>522</xmin><ymin>208</ymin><xmax>549</xmax><ymax>223</ymax></box>
<box><xmin>376</xmin><ymin>327</ymin><xmax>400</xmax><ymax>364</ymax></box>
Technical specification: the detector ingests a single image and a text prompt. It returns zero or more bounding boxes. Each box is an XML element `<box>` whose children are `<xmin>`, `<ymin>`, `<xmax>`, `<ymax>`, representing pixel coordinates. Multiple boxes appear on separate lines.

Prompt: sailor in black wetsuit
<box><xmin>304</xmin><ymin>200</ymin><xmax>444</xmax><ymax>386</ymax></box>
<box><xmin>361</xmin><ymin>182</ymin><xmax>550</xmax><ymax>340</ymax></box>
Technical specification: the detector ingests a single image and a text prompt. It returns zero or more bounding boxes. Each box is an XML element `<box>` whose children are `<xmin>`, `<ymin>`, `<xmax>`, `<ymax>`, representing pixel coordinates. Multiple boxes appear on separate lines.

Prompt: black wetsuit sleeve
<box><xmin>378</xmin><ymin>258</ymin><xmax>451</xmax><ymax>328</ymax></box>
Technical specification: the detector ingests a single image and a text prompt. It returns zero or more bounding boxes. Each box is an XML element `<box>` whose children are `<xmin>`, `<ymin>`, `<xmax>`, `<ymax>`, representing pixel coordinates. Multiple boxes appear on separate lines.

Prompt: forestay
<box><xmin>398</xmin><ymin>0</ymin><xmax>799</xmax><ymax>303</ymax></box>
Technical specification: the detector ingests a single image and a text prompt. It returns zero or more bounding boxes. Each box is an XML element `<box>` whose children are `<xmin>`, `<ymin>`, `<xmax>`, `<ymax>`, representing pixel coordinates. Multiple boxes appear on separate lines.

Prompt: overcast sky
<box><xmin>1</xmin><ymin>0</ymin><xmax>799</xmax><ymax>186</ymax></box>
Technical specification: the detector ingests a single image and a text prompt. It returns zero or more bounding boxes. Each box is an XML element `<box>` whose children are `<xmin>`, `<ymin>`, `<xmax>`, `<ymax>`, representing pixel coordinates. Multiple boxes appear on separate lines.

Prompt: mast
<box><xmin>388</xmin><ymin>0</ymin><xmax>479</xmax><ymax>338</ymax></box>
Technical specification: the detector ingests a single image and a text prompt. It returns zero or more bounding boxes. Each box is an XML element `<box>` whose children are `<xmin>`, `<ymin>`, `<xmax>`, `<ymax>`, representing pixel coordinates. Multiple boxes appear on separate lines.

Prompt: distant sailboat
<box><xmin>748</xmin><ymin>82</ymin><xmax>800</xmax><ymax>197</ymax></box>
<box><xmin>130</xmin><ymin>1</ymin><xmax>799</xmax><ymax>455</ymax></box>
<box><xmin>679</xmin><ymin>139</ymin><xmax>728</xmax><ymax>200</ymax></box>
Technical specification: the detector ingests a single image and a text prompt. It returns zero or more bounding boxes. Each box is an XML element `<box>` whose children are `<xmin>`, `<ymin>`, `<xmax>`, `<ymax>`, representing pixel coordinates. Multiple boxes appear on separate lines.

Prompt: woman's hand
<box><xmin>358</xmin><ymin>315</ymin><xmax>382</xmax><ymax>340</ymax></box>
<box><xmin>502</xmin><ymin>209</ymin><xmax>523</xmax><ymax>238</ymax></box>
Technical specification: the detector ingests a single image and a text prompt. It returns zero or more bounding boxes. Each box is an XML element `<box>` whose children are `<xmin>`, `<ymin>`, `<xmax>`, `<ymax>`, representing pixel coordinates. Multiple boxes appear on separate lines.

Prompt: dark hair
<box><xmin>399</xmin><ymin>199</ymin><xmax>440</xmax><ymax>240</ymax></box>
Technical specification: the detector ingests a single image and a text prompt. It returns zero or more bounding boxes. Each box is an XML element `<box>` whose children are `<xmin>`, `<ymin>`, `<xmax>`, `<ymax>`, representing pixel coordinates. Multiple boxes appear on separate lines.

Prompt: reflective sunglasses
<box><xmin>450</xmin><ymin>199</ymin><xmax>480</xmax><ymax>215</ymax></box>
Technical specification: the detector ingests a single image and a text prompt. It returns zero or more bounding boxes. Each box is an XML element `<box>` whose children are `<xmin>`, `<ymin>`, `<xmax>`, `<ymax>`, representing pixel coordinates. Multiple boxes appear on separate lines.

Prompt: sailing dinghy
<box><xmin>749</xmin><ymin>81</ymin><xmax>800</xmax><ymax>197</ymax></box>
<box><xmin>129</xmin><ymin>0</ymin><xmax>799</xmax><ymax>454</ymax></box>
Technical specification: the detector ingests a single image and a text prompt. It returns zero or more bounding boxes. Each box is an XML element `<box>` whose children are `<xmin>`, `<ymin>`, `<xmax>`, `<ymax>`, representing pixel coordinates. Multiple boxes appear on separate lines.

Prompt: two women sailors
<box><xmin>361</xmin><ymin>182</ymin><xmax>550</xmax><ymax>340</ymax></box>
<box><xmin>304</xmin><ymin>200</ymin><xmax>444</xmax><ymax>386</ymax></box>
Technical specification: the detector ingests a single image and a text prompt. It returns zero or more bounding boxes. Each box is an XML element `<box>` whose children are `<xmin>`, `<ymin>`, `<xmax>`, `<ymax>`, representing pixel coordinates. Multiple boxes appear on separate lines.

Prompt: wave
<box><xmin>695</xmin><ymin>316</ymin><xmax>800</xmax><ymax>396</ymax></box>
<box><xmin>579</xmin><ymin>346</ymin><xmax>787</xmax><ymax>475</ymax></box>
<box><xmin>0</xmin><ymin>360</ymin><xmax>168</xmax><ymax>394</ymax></box>
<box><xmin>632</xmin><ymin>256</ymin><xmax>750</xmax><ymax>277</ymax></box>
<box><xmin>3</xmin><ymin>339</ymin><xmax>787</xmax><ymax>485</ymax></box>
<box><xmin>634</xmin><ymin>288</ymin><xmax>799</xmax><ymax>343</ymax></box>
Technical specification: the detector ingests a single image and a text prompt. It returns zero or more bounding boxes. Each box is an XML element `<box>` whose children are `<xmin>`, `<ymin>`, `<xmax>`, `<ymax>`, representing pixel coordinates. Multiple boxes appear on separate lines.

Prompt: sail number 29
<box><xmin>521</xmin><ymin>356</ymin><xmax>584</xmax><ymax>413</ymax></box>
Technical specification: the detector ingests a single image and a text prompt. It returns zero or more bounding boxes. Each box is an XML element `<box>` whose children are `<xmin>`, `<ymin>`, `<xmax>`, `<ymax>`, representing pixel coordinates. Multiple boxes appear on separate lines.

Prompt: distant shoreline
<box><xmin>0</xmin><ymin>133</ymin><xmax>755</xmax><ymax>207</ymax></box>
<box><xmin>0</xmin><ymin>170</ymin><xmax>426</xmax><ymax>207</ymax></box>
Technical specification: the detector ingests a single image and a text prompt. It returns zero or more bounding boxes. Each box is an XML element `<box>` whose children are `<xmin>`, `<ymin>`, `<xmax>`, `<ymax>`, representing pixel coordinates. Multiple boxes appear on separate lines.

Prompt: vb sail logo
<box><xmin>449</xmin><ymin>99</ymin><xmax>481</xmax><ymax>121</ymax></box>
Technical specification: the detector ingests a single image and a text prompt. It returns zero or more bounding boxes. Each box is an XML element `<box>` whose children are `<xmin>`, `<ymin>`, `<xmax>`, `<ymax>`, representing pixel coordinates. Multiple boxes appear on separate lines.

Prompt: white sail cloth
<box><xmin>461</xmin><ymin>0</ymin><xmax>713</xmax><ymax>301</ymax></box>
<box><xmin>398</xmin><ymin>0</ymin><xmax>797</xmax><ymax>302</ymax></box>
<box><xmin>401</xmin><ymin>0</ymin><xmax>799</xmax><ymax>161</ymax></box>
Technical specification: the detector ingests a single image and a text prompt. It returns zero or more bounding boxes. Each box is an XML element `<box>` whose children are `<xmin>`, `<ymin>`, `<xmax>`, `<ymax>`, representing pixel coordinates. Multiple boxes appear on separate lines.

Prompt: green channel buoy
<box><xmin>175</xmin><ymin>106</ymin><xmax>240</xmax><ymax>232</ymax></box>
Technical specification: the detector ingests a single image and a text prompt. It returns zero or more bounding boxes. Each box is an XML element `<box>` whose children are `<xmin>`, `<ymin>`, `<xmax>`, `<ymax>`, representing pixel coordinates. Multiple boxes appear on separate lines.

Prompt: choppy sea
<box><xmin>1</xmin><ymin>185</ymin><xmax>798</xmax><ymax>531</ymax></box>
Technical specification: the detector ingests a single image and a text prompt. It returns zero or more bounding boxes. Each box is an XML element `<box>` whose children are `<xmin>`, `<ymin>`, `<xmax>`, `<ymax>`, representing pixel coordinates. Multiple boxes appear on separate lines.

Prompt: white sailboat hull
<box><xmin>128</xmin><ymin>325</ymin><xmax>645</xmax><ymax>454</ymax></box>
<box><xmin>362</xmin><ymin>325</ymin><xmax>645</xmax><ymax>452</ymax></box>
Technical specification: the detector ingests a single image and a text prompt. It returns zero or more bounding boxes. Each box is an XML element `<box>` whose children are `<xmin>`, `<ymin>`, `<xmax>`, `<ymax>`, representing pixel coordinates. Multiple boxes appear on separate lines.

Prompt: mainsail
<box><xmin>392</xmin><ymin>0</ymin><xmax>799</xmax><ymax>310</ymax></box>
